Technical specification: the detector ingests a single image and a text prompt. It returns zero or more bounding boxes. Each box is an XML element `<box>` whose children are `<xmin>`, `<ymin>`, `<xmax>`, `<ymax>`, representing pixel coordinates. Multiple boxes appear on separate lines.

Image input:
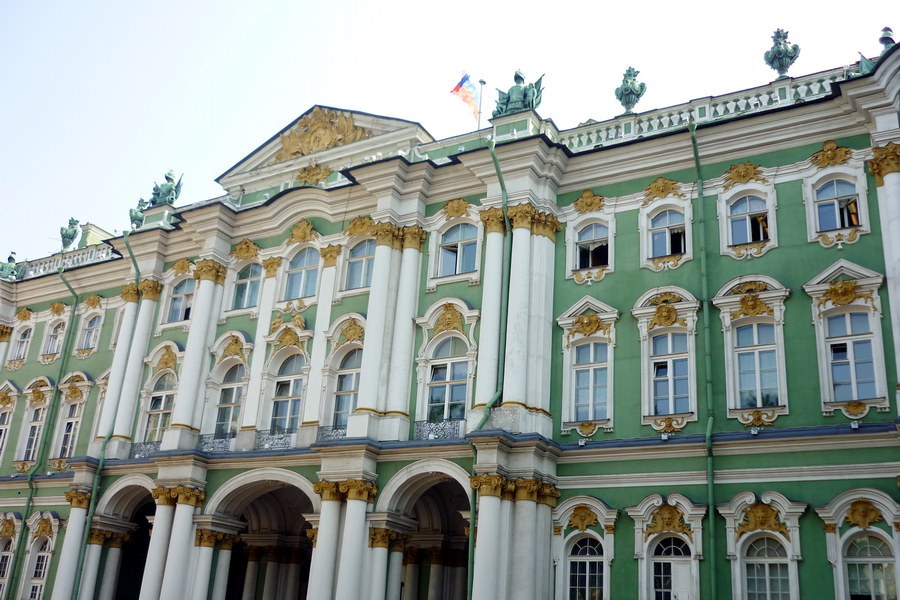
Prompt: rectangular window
<box><xmin>827</xmin><ymin>313</ymin><xmax>877</xmax><ymax>401</ymax></box>
<box><xmin>23</xmin><ymin>407</ymin><xmax>45</xmax><ymax>461</ymax></box>
<box><xmin>651</xmin><ymin>333</ymin><xmax>689</xmax><ymax>415</ymax></box>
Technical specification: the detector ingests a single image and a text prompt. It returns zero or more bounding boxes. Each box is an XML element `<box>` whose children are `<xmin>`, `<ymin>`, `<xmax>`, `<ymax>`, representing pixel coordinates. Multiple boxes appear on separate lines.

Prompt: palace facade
<box><xmin>0</xmin><ymin>37</ymin><xmax>899</xmax><ymax>600</ymax></box>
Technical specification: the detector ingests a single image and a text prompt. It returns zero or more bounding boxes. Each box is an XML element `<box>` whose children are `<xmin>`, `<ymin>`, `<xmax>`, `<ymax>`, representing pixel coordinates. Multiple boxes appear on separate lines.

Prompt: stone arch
<box><xmin>95</xmin><ymin>473</ymin><xmax>156</xmax><ymax>520</ymax></box>
<box><xmin>375</xmin><ymin>458</ymin><xmax>472</xmax><ymax>515</ymax></box>
<box><xmin>204</xmin><ymin>467</ymin><xmax>320</xmax><ymax>515</ymax></box>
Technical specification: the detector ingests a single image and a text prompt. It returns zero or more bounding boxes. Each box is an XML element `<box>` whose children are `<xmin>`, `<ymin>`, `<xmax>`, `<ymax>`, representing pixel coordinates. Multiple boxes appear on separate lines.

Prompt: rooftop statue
<box><xmin>615</xmin><ymin>67</ymin><xmax>647</xmax><ymax>114</ymax></box>
<box><xmin>0</xmin><ymin>253</ymin><xmax>20</xmax><ymax>282</ymax></box>
<box><xmin>764</xmin><ymin>29</ymin><xmax>800</xmax><ymax>79</ymax></box>
<box><xmin>60</xmin><ymin>218</ymin><xmax>80</xmax><ymax>251</ymax></box>
<box><xmin>880</xmin><ymin>27</ymin><xmax>895</xmax><ymax>56</ymax></box>
<box><xmin>149</xmin><ymin>170</ymin><xmax>183</xmax><ymax>207</ymax></box>
<box><xmin>493</xmin><ymin>70</ymin><xmax>544</xmax><ymax>118</ymax></box>
<box><xmin>130</xmin><ymin>199</ymin><xmax>147</xmax><ymax>230</ymax></box>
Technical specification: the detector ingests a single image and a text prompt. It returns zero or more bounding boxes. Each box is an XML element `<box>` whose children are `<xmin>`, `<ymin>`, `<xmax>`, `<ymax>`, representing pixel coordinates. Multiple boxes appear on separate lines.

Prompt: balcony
<box><xmin>316</xmin><ymin>426</ymin><xmax>346</xmax><ymax>442</ymax></box>
<box><xmin>414</xmin><ymin>419</ymin><xmax>464</xmax><ymax>441</ymax></box>
<box><xmin>253</xmin><ymin>429</ymin><xmax>295</xmax><ymax>450</ymax></box>
<box><xmin>129</xmin><ymin>441</ymin><xmax>161</xmax><ymax>460</ymax></box>
<box><xmin>197</xmin><ymin>434</ymin><xmax>235</xmax><ymax>453</ymax></box>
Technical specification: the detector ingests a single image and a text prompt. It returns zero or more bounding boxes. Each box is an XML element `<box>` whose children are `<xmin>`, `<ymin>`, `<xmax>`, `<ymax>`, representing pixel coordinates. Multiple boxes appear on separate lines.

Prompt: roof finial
<box><xmin>764</xmin><ymin>29</ymin><xmax>800</xmax><ymax>79</ymax></box>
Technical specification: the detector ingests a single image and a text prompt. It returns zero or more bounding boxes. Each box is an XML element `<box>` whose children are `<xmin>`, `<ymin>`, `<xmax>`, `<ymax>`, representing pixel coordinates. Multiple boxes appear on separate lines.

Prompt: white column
<box><xmin>190</xmin><ymin>530</ymin><xmax>217</xmax><ymax>600</ymax></box>
<box><xmin>426</xmin><ymin>548</ymin><xmax>444</xmax><ymax>600</ymax></box>
<box><xmin>535</xmin><ymin>496</ymin><xmax>553</xmax><ymax>600</ymax></box>
<box><xmin>351</xmin><ymin>225</ymin><xmax>396</xmax><ymax>437</ymax></box>
<box><xmin>376</xmin><ymin>245</ymin><xmax>403</xmax><ymax>414</ymax></box>
<box><xmin>0</xmin><ymin>329</ymin><xmax>9</xmax><ymax>366</ymax></box>
<box><xmin>508</xmin><ymin>480</ymin><xmax>539</xmax><ymax>600</ymax></box>
<box><xmin>241</xmin><ymin>548</ymin><xmax>261</xmax><ymax>600</ymax></box>
<box><xmin>473</xmin><ymin>212</ymin><xmax>506</xmax><ymax>411</ymax></box>
<box><xmin>210</xmin><ymin>537</ymin><xmax>236</xmax><ymax>600</ymax></box>
<box><xmin>874</xmin><ymin>164</ymin><xmax>900</xmax><ymax>409</ymax></box>
<box><xmin>93</xmin><ymin>290</ymin><xmax>139</xmax><ymax>444</ymax></box>
<box><xmin>402</xmin><ymin>551</ymin><xmax>419</xmax><ymax>600</ymax></box>
<box><xmin>502</xmin><ymin>207</ymin><xmax>533</xmax><ymax>411</ymax></box>
<box><xmin>78</xmin><ymin>533</ymin><xmax>107</xmax><ymax>600</ymax></box>
<box><xmin>97</xmin><ymin>535</ymin><xmax>125</xmax><ymax>600</ymax></box>
<box><xmin>306</xmin><ymin>485</ymin><xmax>342</xmax><ymax>600</ymax></box>
<box><xmin>50</xmin><ymin>495</ymin><xmax>88</xmax><ymax>600</ymax></box>
<box><xmin>301</xmin><ymin>247</ymin><xmax>338</xmax><ymax>442</ymax></box>
<box><xmin>139</xmin><ymin>491</ymin><xmax>176</xmax><ymax>600</ymax></box>
<box><xmin>496</xmin><ymin>486</ymin><xmax>514</xmax><ymax>600</ymax></box>
<box><xmin>527</xmin><ymin>225</ymin><xmax>555</xmax><ymax>436</ymax></box>
<box><xmin>451</xmin><ymin>562</ymin><xmax>467</xmax><ymax>600</ymax></box>
<box><xmin>471</xmin><ymin>476</ymin><xmax>504</xmax><ymax>600</ymax></box>
<box><xmin>368</xmin><ymin>529</ymin><xmax>391</xmax><ymax>600</ymax></box>
<box><xmin>334</xmin><ymin>481</ymin><xmax>375</xmax><ymax>600</ymax></box>
<box><xmin>159</xmin><ymin>489</ymin><xmax>203</xmax><ymax>598</ymax></box>
<box><xmin>383</xmin><ymin>228</ymin><xmax>425</xmax><ymax>439</ymax></box>
<box><xmin>163</xmin><ymin>261</ymin><xmax>222</xmax><ymax>450</ymax></box>
<box><xmin>281</xmin><ymin>549</ymin><xmax>302</xmax><ymax>600</ymax></box>
<box><xmin>108</xmin><ymin>283</ymin><xmax>160</xmax><ymax>458</ymax></box>
<box><xmin>261</xmin><ymin>548</ymin><xmax>280</xmax><ymax>600</ymax></box>
<box><xmin>386</xmin><ymin>542</ymin><xmax>405</xmax><ymax>600</ymax></box>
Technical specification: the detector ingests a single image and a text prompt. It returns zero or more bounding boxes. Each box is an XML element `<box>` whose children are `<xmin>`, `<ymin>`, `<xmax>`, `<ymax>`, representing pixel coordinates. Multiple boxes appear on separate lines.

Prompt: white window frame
<box><xmin>565</xmin><ymin>213</ymin><xmax>617</xmax><ymax>284</ymax></box>
<box><xmin>552</xmin><ymin>496</ymin><xmax>618</xmax><ymax>600</ymax></box>
<box><xmin>18</xmin><ymin>381</ymin><xmax>51</xmax><ymax>462</ymax></box>
<box><xmin>266</xmin><ymin>349</ymin><xmax>309</xmax><ymax>436</ymax></box>
<box><xmin>0</xmin><ymin>407</ymin><xmax>12</xmax><ymax>463</ymax></box>
<box><xmin>40</xmin><ymin>321</ymin><xmax>66</xmax><ymax>362</ymax></box>
<box><xmin>625</xmin><ymin>494</ymin><xmax>706</xmax><ymax>600</ymax></box>
<box><xmin>141</xmin><ymin>371</ymin><xmax>177</xmax><ymax>444</ymax></box>
<box><xmin>803</xmin><ymin>260</ymin><xmax>887</xmax><ymax>418</ymax></box>
<box><xmin>815</xmin><ymin>488</ymin><xmax>900</xmax><ymax>600</ymax></box>
<box><xmin>20</xmin><ymin>513</ymin><xmax>57</xmax><ymax>600</ymax></box>
<box><xmin>9</xmin><ymin>326</ymin><xmax>32</xmax><ymax>363</ymax></box>
<box><xmin>801</xmin><ymin>162</ymin><xmax>870</xmax><ymax>249</ymax></box>
<box><xmin>341</xmin><ymin>238</ymin><xmax>376</xmax><ymax>293</ymax></box>
<box><xmin>210</xmin><ymin>361</ymin><xmax>246</xmax><ymax>441</ymax></box>
<box><xmin>558</xmin><ymin>297</ymin><xmax>619</xmax><ymax>435</ymax></box>
<box><xmin>163</xmin><ymin>276</ymin><xmax>196</xmax><ymax>326</ymax></box>
<box><xmin>632</xmin><ymin>288</ymin><xmax>699</xmax><ymax>431</ymax></box>
<box><xmin>0</xmin><ymin>516</ymin><xmax>20</xmax><ymax>600</ymax></box>
<box><xmin>228</xmin><ymin>262</ymin><xmax>263</xmax><ymax>312</ymax></box>
<box><xmin>282</xmin><ymin>246</ymin><xmax>321</xmax><ymax>302</ymax></box>
<box><xmin>425</xmin><ymin>217</ymin><xmax>484</xmax><ymax>291</ymax></box>
<box><xmin>639</xmin><ymin>197</ymin><xmax>693</xmax><ymax>272</ymax></box>
<box><xmin>76</xmin><ymin>312</ymin><xmax>103</xmax><ymax>357</ymax></box>
<box><xmin>717</xmin><ymin>182</ymin><xmax>778</xmax><ymax>260</ymax></box>
<box><xmin>331</xmin><ymin>346</ymin><xmax>362</xmax><ymax>430</ymax></box>
<box><xmin>712</xmin><ymin>277</ymin><xmax>790</xmax><ymax>425</ymax></box>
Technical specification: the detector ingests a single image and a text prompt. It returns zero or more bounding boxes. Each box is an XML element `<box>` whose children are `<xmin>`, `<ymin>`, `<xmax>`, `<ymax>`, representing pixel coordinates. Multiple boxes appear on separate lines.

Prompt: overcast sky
<box><xmin>0</xmin><ymin>1</ymin><xmax>895</xmax><ymax>262</ymax></box>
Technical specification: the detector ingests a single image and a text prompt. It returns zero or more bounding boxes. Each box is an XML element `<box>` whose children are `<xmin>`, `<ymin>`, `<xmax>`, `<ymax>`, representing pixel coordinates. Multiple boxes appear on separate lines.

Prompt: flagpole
<box><xmin>478</xmin><ymin>79</ymin><xmax>486</xmax><ymax>131</ymax></box>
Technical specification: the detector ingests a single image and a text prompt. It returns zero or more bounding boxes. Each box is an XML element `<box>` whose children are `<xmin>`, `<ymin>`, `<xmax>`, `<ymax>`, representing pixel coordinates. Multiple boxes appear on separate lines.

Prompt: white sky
<box><xmin>0</xmin><ymin>1</ymin><xmax>895</xmax><ymax>262</ymax></box>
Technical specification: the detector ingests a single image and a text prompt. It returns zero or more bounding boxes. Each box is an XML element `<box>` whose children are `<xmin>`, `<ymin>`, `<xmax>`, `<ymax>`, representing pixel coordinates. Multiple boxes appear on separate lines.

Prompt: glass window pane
<box><xmin>461</xmin><ymin>242</ymin><xmax>477</xmax><ymax>273</ymax></box>
<box><xmin>850</xmin><ymin>312</ymin><xmax>870</xmax><ymax>335</ymax></box>
<box><xmin>652</xmin><ymin>335</ymin><xmax>668</xmax><ymax>356</ymax></box>
<box><xmin>817</xmin><ymin>201</ymin><xmax>838</xmax><ymax>231</ymax></box>
<box><xmin>672</xmin><ymin>333</ymin><xmax>687</xmax><ymax>353</ymax></box>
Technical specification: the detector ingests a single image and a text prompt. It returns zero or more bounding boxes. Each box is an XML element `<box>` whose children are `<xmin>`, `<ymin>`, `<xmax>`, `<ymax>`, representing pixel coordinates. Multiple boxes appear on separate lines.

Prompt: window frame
<box><xmin>10</xmin><ymin>327</ymin><xmax>32</xmax><ymax>363</ymax></box>
<box><xmin>40</xmin><ymin>321</ymin><xmax>66</xmax><ymax>361</ymax></box>
<box><xmin>563</xmin><ymin>210</ymin><xmax>618</xmax><ymax>285</ymax></box>
<box><xmin>436</xmin><ymin>223</ymin><xmax>478</xmax><ymax>278</ymax></box>
<box><xmin>229</xmin><ymin>263</ymin><xmax>263</xmax><ymax>311</ymax></box>
<box><xmin>331</xmin><ymin>347</ymin><xmax>362</xmax><ymax>431</ymax></box>
<box><xmin>283</xmin><ymin>247</ymin><xmax>321</xmax><ymax>302</ymax></box>
<box><xmin>717</xmin><ymin>183</ymin><xmax>778</xmax><ymax>260</ymax></box>
<box><xmin>18</xmin><ymin>381</ymin><xmax>51</xmax><ymax>463</ymax></box>
<box><xmin>801</xmin><ymin>163</ymin><xmax>870</xmax><ymax>249</ymax></box>
<box><xmin>141</xmin><ymin>371</ymin><xmax>177</xmax><ymax>444</ymax></box>
<box><xmin>76</xmin><ymin>313</ymin><xmax>103</xmax><ymax>356</ymax></box>
<box><xmin>164</xmin><ymin>277</ymin><xmax>196</xmax><ymax>324</ymax></box>
<box><xmin>268</xmin><ymin>352</ymin><xmax>308</xmax><ymax>435</ymax></box>
<box><xmin>420</xmin><ymin>335</ymin><xmax>471</xmax><ymax>423</ymax></box>
<box><xmin>342</xmin><ymin>238</ymin><xmax>376</xmax><ymax>292</ymax></box>
<box><xmin>212</xmin><ymin>362</ymin><xmax>246</xmax><ymax>440</ymax></box>
<box><xmin>639</xmin><ymin>198</ymin><xmax>693</xmax><ymax>272</ymax></box>
<box><xmin>425</xmin><ymin>216</ymin><xmax>484</xmax><ymax>291</ymax></box>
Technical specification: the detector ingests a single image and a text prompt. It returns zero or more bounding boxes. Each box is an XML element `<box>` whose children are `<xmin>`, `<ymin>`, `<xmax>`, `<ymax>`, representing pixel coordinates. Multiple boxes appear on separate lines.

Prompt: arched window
<box><xmin>272</xmin><ymin>355</ymin><xmax>304</xmax><ymax>434</ymax></box>
<box><xmin>0</xmin><ymin>537</ymin><xmax>13</xmax><ymax>596</ymax></box>
<box><xmin>427</xmin><ymin>338</ymin><xmax>468</xmax><ymax>422</ymax></box>
<box><xmin>0</xmin><ymin>410</ymin><xmax>9</xmax><ymax>458</ymax></box>
<box><xmin>345</xmin><ymin>240</ymin><xmax>375</xmax><ymax>290</ymax></box>
<box><xmin>285</xmin><ymin>248</ymin><xmax>320</xmax><ymax>300</ymax></box>
<box><xmin>166</xmin><ymin>279</ymin><xmax>195</xmax><ymax>322</ymax></box>
<box><xmin>145</xmin><ymin>373</ymin><xmax>176</xmax><ymax>442</ymax></box>
<box><xmin>43</xmin><ymin>323</ymin><xmax>65</xmax><ymax>356</ymax></box>
<box><xmin>568</xmin><ymin>537</ymin><xmax>604</xmax><ymax>599</ymax></box>
<box><xmin>22</xmin><ymin>404</ymin><xmax>46</xmax><ymax>462</ymax></box>
<box><xmin>573</xmin><ymin>341</ymin><xmax>609</xmax><ymax>422</ymax></box>
<box><xmin>651</xmin><ymin>332</ymin><xmax>689</xmax><ymax>415</ymax></box>
<box><xmin>232</xmin><ymin>264</ymin><xmax>263</xmax><ymax>310</ymax></box>
<box><xmin>438</xmin><ymin>224</ymin><xmax>477</xmax><ymax>277</ymax></box>
<box><xmin>27</xmin><ymin>538</ymin><xmax>51</xmax><ymax>600</ymax></box>
<box><xmin>78</xmin><ymin>315</ymin><xmax>102</xmax><ymax>351</ymax></box>
<box><xmin>576</xmin><ymin>223</ymin><xmax>609</xmax><ymax>270</ymax></box>
<box><xmin>826</xmin><ymin>311</ymin><xmax>876</xmax><ymax>402</ymax></box>
<box><xmin>650</xmin><ymin>210</ymin><xmax>685</xmax><ymax>258</ymax></box>
<box><xmin>845</xmin><ymin>534</ymin><xmax>896</xmax><ymax>600</ymax></box>
<box><xmin>57</xmin><ymin>401</ymin><xmax>83</xmax><ymax>458</ymax></box>
<box><xmin>744</xmin><ymin>537</ymin><xmax>790</xmax><ymax>600</ymax></box>
<box><xmin>215</xmin><ymin>364</ymin><xmax>245</xmax><ymax>439</ymax></box>
<box><xmin>815</xmin><ymin>179</ymin><xmax>859</xmax><ymax>232</ymax></box>
<box><xmin>729</xmin><ymin>195</ymin><xmax>769</xmax><ymax>245</ymax></box>
<box><xmin>11</xmin><ymin>328</ymin><xmax>31</xmax><ymax>361</ymax></box>
<box><xmin>652</xmin><ymin>537</ymin><xmax>692</xmax><ymax>600</ymax></box>
<box><xmin>333</xmin><ymin>349</ymin><xmax>362</xmax><ymax>428</ymax></box>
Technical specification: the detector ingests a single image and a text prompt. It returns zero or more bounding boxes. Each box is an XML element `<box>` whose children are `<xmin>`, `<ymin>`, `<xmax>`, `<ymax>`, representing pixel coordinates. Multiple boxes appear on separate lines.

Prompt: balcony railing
<box><xmin>129</xmin><ymin>441</ymin><xmax>161</xmax><ymax>460</ymax></box>
<box><xmin>254</xmin><ymin>429</ymin><xmax>295</xmax><ymax>450</ymax></box>
<box><xmin>316</xmin><ymin>426</ymin><xmax>346</xmax><ymax>442</ymax></box>
<box><xmin>414</xmin><ymin>419</ymin><xmax>464</xmax><ymax>441</ymax></box>
<box><xmin>197</xmin><ymin>434</ymin><xmax>234</xmax><ymax>453</ymax></box>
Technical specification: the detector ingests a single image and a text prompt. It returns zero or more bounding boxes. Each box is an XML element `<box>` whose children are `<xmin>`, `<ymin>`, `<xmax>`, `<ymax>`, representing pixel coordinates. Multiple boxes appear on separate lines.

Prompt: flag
<box><xmin>451</xmin><ymin>74</ymin><xmax>480</xmax><ymax>121</ymax></box>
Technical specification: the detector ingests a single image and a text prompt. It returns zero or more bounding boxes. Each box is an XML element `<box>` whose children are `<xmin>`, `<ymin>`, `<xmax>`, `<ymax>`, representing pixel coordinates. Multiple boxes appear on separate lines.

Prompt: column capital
<box><xmin>514</xmin><ymin>478</ymin><xmax>541</xmax><ymax>502</ymax></box>
<box><xmin>121</xmin><ymin>283</ymin><xmax>140</xmax><ymax>303</ymax></box>
<box><xmin>403</xmin><ymin>547</ymin><xmax>419</xmax><ymax>565</ymax></box>
<box><xmin>108</xmin><ymin>533</ymin><xmax>130</xmax><ymax>548</ymax></box>
<box><xmin>262</xmin><ymin>256</ymin><xmax>282</xmax><ymax>278</ymax></box>
<box><xmin>265</xmin><ymin>546</ymin><xmax>280</xmax><ymax>562</ymax></box>
<box><xmin>532</xmin><ymin>211</ymin><xmax>562</xmax><ymax>241</ymax></box>
<box><xmin>369</xmin><ymin>527</ymin><xmax>394</xmax><ymax>548</ymax></box>
<box><xmin>247</xmin><ymin>546</ymin><xmax>262</xmax><ymax>561</ymax></box>
<box><xmin>321</xmin><ymin>244</ymin><xmax>342</xmax><ymax>267</ymax></box>
<box><xmin>425</xmin><ymin>547</ymin><xmax>443</xmax><ymax>564</ymax></box>
<box><xmin>171</xmin><ymin>486</ymin><xmax>206</xmax><ymax>507</ymax></box>
<box><xmin>0</xmin><ymin>325</ymin><xmax>12</xmax><ymax>343</ymax></box>
<box><xmin>65</xmin><ymin>490</ymin><xmax>91</xmax><ymax>509</ymax></box>
<box><xmin>374</xmin><ymin>222</ymin><xmax>401</xmax><ymax>248</ymax></box>
<box><xmin>501</xmin><ymin>478</ymin><xmax>516</xmax><ymax>501</ymax></box>
<box><xmin>305</xmin><ymin>528</ymin><xmax>318</xmax><ymax>548</ymax></box>
<box><xmin>870</xmin><ymin>141</ymin><xmax>900</xmax><ymax>187</ymax></box>
<box><xmin>193</xmin><ymin>259</ymin><xmax>226</xmax><ymax>285</ymax></box>
<box><xmin>313</xmin><ymin>480</ymin><xmax>342</xmax><ymax>502</ymax></box>
<box><xmin>151</xmin><ymin>486</ymin><xmax>177</xmax><ymax>506</ymax></box>
<box><xmin>470</xmin><ymin>474</ymin><xmax>507</xmax><ymax>497</ymax></box>
<box><xmin>507</xmin><ymin>203</ymin><xmax>538</xmax><ymax>230</ymax></box>
<box><xmin>138</xmin><ymin>279</ymin><xmax>162</xmax><ymax>302</ymax></box>
<box><xmin>195</xmin><ymin>528</ymin><xmax>220</xmax><ymax>547</ymax></box>
<box><xmin>401</xmin><ymin>225</ymin><xmax>427</xmax><ymax>251</ymax></box>
<box><xmin>219</xmin><ymin>534</ymin><xmax>239</xmax><ymax>550</ymax></box>
<box><xmin>389</xmin><ymin>533</ymin><xmax>408</xmax><ymax>553</ymax></box>
<box><xmin>480</xmin><ymin>207</ymin><xmax>506</xmax><ymax>234</ymax></box>
<box><xmin>87</xmin><ymin>529</ymin><xmax>112</xmax><ymax>545</ymax></box>
<box><xmin>537</xmin><ymin>483</ymin><xmax>561</xmax><ymax>507</ymax></box>
<box><xmin>339</xmin><ymin>479</ymin><xmax>378</xmax><ymax>502</ymax></box>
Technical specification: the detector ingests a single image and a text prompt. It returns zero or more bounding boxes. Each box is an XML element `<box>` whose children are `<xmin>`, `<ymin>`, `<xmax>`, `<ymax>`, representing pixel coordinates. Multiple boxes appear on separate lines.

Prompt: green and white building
<box><xmin>0</xmin><ymin>34</ymin><xmax>898</xmax><ymax>600</ymax></box>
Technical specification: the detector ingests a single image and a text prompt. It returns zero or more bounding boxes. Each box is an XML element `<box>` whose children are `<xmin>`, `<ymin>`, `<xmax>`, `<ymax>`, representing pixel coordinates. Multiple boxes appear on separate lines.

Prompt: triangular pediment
<box><xmin>803</xmin><ymin>259</ymin><xmax>883</xmax><ymax>287</ymax></box>
<box><xmin>216</xmin><ymin>105</ymin><xmax>434</xmax><ymax>194</ymax></box>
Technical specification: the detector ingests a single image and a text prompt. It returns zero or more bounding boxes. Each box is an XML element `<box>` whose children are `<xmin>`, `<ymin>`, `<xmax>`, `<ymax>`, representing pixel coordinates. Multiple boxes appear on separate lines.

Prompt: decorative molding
<box><xmin>120</xmin><ymin>284</ymin><xmax>139</xmax><ymax>303</ymax></box>
<box><xmin>275</xmin><ymin>107</ymin><xmax>371</xmax><ymax>162</ymax></box>
<box><xmin>645</xmin><ymin>505</ymin><xmax>692</xmax><ymax>541</ymax></box>
<box><xmin>565</xmin><ymin>313</ymin><xmax>610</xmax><ymax>348</ymax></box>
<box><xmin>736</xmin><ymin>503</ymin><xmax>789</xmax><ymax>539</ymax></box>
<box><xmin>869</xmin><ymin>141</ymin><xmax>900</xmax><ymax>187</ymax></box>
<box><xmin>138</xmin><ymin>280</ymin><xmax>162</xmax><ymax>302</ymax></box>
<box><xmin>642</xmin><ymin>177</ymin><xmax>684</xmax><ymax>205</ymax></box>
<box><xmin>321</xmin><ymin>244</ymin><xmax>342</xmax><ymax>267</ymax></box>
<box><xmin>845</xmin><ymin>499</ymin><xmax>883</xmax><ymax>529</ymax></box>
<box><xmin>723</xmin><ymin>162</ymin><xmax>767</xmax><ymax>190</ymax></box>
<box><xmin>156</xmin><ymin>346</ymin><xmax>177</xmax><ymax>373</ymax></box>
<box><xmin>49</xmin><ymin>302</ymin><xmax>66</xmax><ymax>316</ymax></box>
<box><xmin>574</xmin><ymin>189</ymin><xmax>605</xmax><ymax>213</ymax></box>
<box><xmin>433</xmin><ymin>303</ymin><xmax>464</xmax><ymax>334</ymax></box>
<box><xmin>816</xmin><ymin>280</ymin><xmax>875</xmax><ymax>316</ymax></box>
<box><xmin>16</xmin><ymin>307</ymin><xmax>32</xmax><ymax>321</ymax></box>
<box><xmin>730</xmin><ymin>292</ymin><xmax>774</xmax><ymax>320</ymax></box>
<box><xmin>0</xmin><ymin>325</ymin><xmax>11</xmax><ymax>343</ymax></box>
<box><xmin>296</xmin><ymin>164</ymin><xmax>332</xmax><ymax>186</ymax></box>
<box><xmin>262</xmin><ymin>256</ymin><xmax>282</xmax><ymax>278</ymax></box>
<box><xmin>220</xmin><ymin>335</ymin><xmax>246</xmax><ymax>363</ymax></box>
<box><xmin>569</xmin><ymin>504</ymin><xmax>599</xmax><ymax>531</ymax></box>
<box><xmin>480</xmin><ymin>207</ymin><xmax>506</xmax><ymax>234</ymax></box>
<box><xmin>335</xmin><ymin>317</ymin><xmax>364</xmax><ymax>348</ymax></box>
<box><xmin>811</xmin><ymin>140</ymin><xmax>852</xmax><ymax>168</ymax></box>
<box><xmin>84</xmin><ymin>294</ymin><xmax>102</xmax><ymax>309</ymax></box>
<box><xmin>230</xmin><ymin>238</ymin><xmax>260</xmax><ymax>261</ymax></box>
<box><xmin>652</xmin><ymin>416</ymin><xmax>687</xmax><ymax>433</ymax></box>
<box><xmin>171</xmin><ymin>258</ymin><xmax>193</xmax><ymax>276</ymax></box>
<box><xmin>443</xmin><ymin>198</ymin><xmax>471</xmax><ymax>218</ymax></box>
<box><xmin>344</xmin><ymin>216</ymin><xmax>375</xmax><ymax>238</ymax></box>
<box><xmin>288</xmin><ymin>219</ymin><xmax>317</xmax><ymax>244</ymax></box>
<box><xmin>648</xmin><ymin>303</ymin><xmax>687</xmax><ymax>330</ymax></box>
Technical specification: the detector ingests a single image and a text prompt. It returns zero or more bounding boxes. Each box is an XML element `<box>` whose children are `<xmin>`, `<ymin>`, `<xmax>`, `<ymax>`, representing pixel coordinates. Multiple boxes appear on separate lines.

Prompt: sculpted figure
<box><xmin>60</xmin><ymin>218</ymin><xmax>80</xmax><ymax>251</ymax></box>
<box><xmin>0</xmin><ymin>253</ymin><xmax>18</xmax><ymax>281</ymax></box>
<box><xmin>149</xmin><ymin>170</ymin><xmax>183</xmax><ymax>207</ymax></box>
<box><xmin>493</xmin><ymin>70</ymin><xmax>544</xmax><ymax>118</ymax></box>
<box><xmin>130</xmin><ymin>199</ymin><xmax>147</xmax><ymax>229</ymax></box>
<box><xmin>615</xmin><ymin>67</ymin><xmax>647</xmax><ymax>113</ymax></box>
<box><xmin>764</xmin><ymin>29</ymin><xmax>800</xmax><ymax>78</ymax></box>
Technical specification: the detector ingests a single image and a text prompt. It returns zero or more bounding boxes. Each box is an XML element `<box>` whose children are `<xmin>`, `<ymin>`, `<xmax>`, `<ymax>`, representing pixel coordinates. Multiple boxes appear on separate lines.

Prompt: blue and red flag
<box><xmin>451</xmin><ymin>74</ymin><xmax>480</xmax><ymax>121</ymax></box>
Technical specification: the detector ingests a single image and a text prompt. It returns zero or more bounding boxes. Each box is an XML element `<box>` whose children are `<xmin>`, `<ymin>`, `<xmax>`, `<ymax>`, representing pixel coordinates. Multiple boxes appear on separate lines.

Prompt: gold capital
<box><xmin>870</xmin><ymin>142</ymin><xmax>900</xmax><ymax>187</ymax></box>
<box><xmin>480</xmin><ymin>207</ymin><xmax>506</xmax><ymax>234</ymax></box>
<box><xmin>321</xmin><ymin>244</ymin><xmax>342</xmax><ymax>267</ymax></box>
<box><xmin>514</xmin><ymin>478</ymin><xmax>541</xmax><ymax>502</ymax></box>
<box><xmin>171</xmin><ymin>486</ymin><xmax>205</xmax><ymax>507</ymax></box>
<box><xmin>470</xmin><ymin>474</ymin><xmax>506</xmax><ymax>498</ymax></box>
<box><xmin>533</xmin><ymin>211</ymin><xmax>562</xmax><ymax>241</ymax></box>
<box><xmin>507</xmin><ymin>203</ymin><xmax>537</xmax><ymax>230</ymax></box>
<box><xmin>403</xmin><ymin>547</ymin><xmax>418</xmax><ymax>565</ymax></box>
<box><xmin>219</xmin><ymin>534</ymin><xmax>239</xmax><ymax>550</ymax></box>
<box><xmin>369</xmin><ymin>528</ymin><xmax>393</xmax><ymax>548</ymax></box>
<box><xmin>108</xmin><ymin>533</ymin><xmax>129</xmax><ymax>548</ymax></box>
<box><xmin>426</xmin><ymin>547</ymin><xmax>443</xmax><ymax>564</ymax></box>
<box><xmin>339</xmin><ymin>479</ymin><xmax>377</xmax><ymax>502</ymax></box>
<box><xmin>305</xmin><ymin>528</ymin><xmax>319</xmax><ymax>547</ymax></box>
<box><xmin>65</xmin><ymin>490</ymin><xmax>91</xmax><ymax>510</ymax></box>
<box><xmin>373</xmin><ymin>222</ymin><xmax>400</xmax><ymax>247</ymax></box>
<box><xmin>194</xmin><ymin>259</ymin><xmax>226</xmax><ymax>285</ymax></box>
<box><xmin>389</xmin><ymin>533</ymin><xmax>408</xmax><ymax>553</ymax></box>
<box><xmin>87</xmin><ymin>529</ymin><xmax>112</xmax><ymax>546</ymax></box>
<box><xmin>120</xmin><ymin>283</ymin><xmax>140</xmax><ymax>303</ymax></box>
<box><xmin>401</xmin><ymin>226</ymin><xmax>427</xmax><ymax>251</ymax></box>
<box><xmin>262</xmin><ymin>256</ymin><xmax>282</xmax><ymax>278</ymax></box>
<box><xmin>538</xmin><ymin>483</ymin><xmax>561</xmax><ymax>507</ymax></box>
<box><xmin>313</xmin><ymin>480</ymin><xmax>342</xmax><ymax>502</ymax></box>
<box><xmin>195</xmin><ymin>528</ymin><xmax>220</xmax><ymax>547</ymax></box>
<box><xmin>151</xmin><ymin>487</ymin><xmax>177</xmax><ymax>506</ymax></box>
<box><xmin>138</xmin><ymin>280</ymin><xmax>162</xmax><ymax>302</ymax></box>
<box><xmin>0</xmin><ymin>325</ymin><xmax>11</xmax><ymax>343</ymax></box>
